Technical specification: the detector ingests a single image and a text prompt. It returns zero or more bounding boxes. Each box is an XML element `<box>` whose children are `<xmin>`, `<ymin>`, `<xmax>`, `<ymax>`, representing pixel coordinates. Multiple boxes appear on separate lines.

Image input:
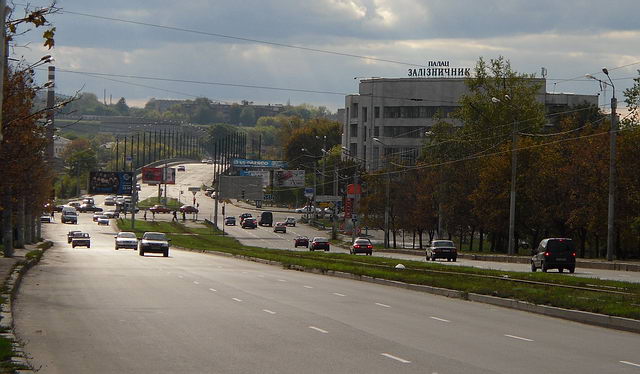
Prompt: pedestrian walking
<box><xmin>143</xmin><ymin>210</ymin><xmax>147</xmax><ymax>221</ymax></box>
<box><xmin>152</xmin><ymin>211</ymin><xmax>156</xmax><ymax>221</ymax></box>
<box><xmin>182</xmin><ymin>211</ymin><xmax>186</xmax><ymax>222</ymax></box>
<box><xmin>172</xmin><ymin>210</ymin><xmax>178</xmax><ymax>222</ymax></box>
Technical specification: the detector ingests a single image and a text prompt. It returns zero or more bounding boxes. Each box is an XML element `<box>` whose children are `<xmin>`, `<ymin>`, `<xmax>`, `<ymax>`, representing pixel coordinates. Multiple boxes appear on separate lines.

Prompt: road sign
<box><xmin>263</xmin><ymin>194</ymin><xmax>274</xmax><ymax>201</ymax></box>
<box><xmin>304</xmin><ymin>187</ymin><xmax>315</xmax><ymax>198</ymax></box>
<box><xmin>188</xmin><ymin>186</ymin><xmax>200</xmax><ymax>192</ymax></box>
<box><xmin>315</xmin><ymin>195</ymin><xmax>342</xmax><ymax>202</ymax></box>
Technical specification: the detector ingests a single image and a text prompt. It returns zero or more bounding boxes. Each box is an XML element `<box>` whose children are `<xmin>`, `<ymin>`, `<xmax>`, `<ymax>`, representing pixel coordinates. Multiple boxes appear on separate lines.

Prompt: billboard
<box><xmin>89</xmin><ymin>171</ymin><xmax>134</xmax><ymax>195</ymax></box>
<box><xmin>142</xmin><ymin>167</ymin><xmax>176</xmax><ymax>184</ymax></box>
<box><xmin>274</xmin><ymin>170</ymin><xmax>305</xmax><ymax>187</ymax></box>
<box><xmin>218</xmin><ymin>176</ymin><xmax>264</xmax><ymax>200</ymax></box>
<box><xmin>240</xmin><ymin>170</ymin><xmax>271</xmax><ymax>187</ymax></box>
<box><xmin>232</xmin><ymin>158</ymin><xmax>287</xmax><ymax>169</ymax></box>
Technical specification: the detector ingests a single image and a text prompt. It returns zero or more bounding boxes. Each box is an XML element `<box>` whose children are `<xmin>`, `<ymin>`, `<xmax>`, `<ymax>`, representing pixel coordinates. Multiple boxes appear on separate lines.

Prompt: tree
<box><xmin>114</xmin><ymin>97</ymin><xmax>129</xmax><ymax>115</ymax></box>
<box><xmin>239</xmin><ymin>106</ymin><xmax>256</xmax><ymax>126</ymax></box>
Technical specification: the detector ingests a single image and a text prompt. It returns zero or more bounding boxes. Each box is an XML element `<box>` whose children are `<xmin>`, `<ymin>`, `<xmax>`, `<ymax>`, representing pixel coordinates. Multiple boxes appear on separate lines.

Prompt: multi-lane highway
<box><xmin>14</xmin><ymin>205</ymin><xmax>640</xmax><ymax>373</ymax></box>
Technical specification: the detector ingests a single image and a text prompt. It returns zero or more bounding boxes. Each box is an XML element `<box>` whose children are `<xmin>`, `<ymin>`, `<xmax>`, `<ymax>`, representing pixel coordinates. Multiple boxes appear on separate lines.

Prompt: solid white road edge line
<box><xmin>504</xmin><ymin>334</ymin><xmax>533</xmax><ymax>342</ymax></box>
<box><xmin>430</xmin><ymin>316</ymin><xmax>450</xmax><ymax>323</ymax></box>
<box><xmin>304</xmin><ymin>285</ymin><xmax>313</xmax><ymax>289</ymax></box>
<box><xmin>620</xmin><ymin>361</ymin><xmax>640</xmax><ymax>367</ymax></box>
<box><xmin>309</xmin><ymin>326</ymin><xmax>328</xmax><ymax>334</ymax></box>
<box><xmin>381</xmin><ymin>353</ymin><xmax>411</xmax><ymax>364</ymax></box>
<box><xmin>263</xmin><ymin>309</ymin><xmax>276</xmax><ymax>315</ymax></box>
<box><xmin>375</xmin><ymin>303</ymin><xmax>391</xmax><ymax>308</ymax></box>
<box><xmin>232</xmin><ymin>298</ymin><xmax>243</xmax><ymax>302</ymax></box>
<box><xmin>209</xmin><ymin>288</ymin><xmax>217</xmax><ymax>292</ymax></box>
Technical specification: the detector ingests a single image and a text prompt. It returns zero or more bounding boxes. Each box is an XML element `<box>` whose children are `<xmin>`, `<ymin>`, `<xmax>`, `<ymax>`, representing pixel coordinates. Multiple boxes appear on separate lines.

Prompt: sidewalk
<box><xmin>0</xmin><ymin>247</ymin><xmax>31</xmax><ymax>284</ymax></box>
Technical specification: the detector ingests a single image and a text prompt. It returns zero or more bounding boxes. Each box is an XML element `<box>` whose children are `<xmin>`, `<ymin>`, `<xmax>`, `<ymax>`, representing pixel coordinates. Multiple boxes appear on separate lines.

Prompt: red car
<box><xmin>179</xmin><ymin>205</ymin><xmax>199</xmax><ymax>214</ymax></box>
<box><xmin>294</xmin><ymin>236</ymin><xmax>309</xmax><ymax>248</ymax></box>
<box><xmin>149</xmin><ymin>205</ymin><xmax>171</xmax><ymax>214</ymax></box>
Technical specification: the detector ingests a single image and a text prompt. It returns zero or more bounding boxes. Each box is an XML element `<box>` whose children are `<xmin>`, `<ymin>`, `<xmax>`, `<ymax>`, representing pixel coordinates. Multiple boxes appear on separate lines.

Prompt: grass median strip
<box><xmin>117</xmin><ymin>219</ymin><xmax>640</xmax><ymax>320</ymax></box>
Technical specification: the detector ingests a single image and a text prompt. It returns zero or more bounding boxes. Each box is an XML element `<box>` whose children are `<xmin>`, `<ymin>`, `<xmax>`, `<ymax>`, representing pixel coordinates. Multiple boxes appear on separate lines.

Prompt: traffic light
<box><xmin>241</xmin><ymin>190</ymin><xmax>246</xmax><ymax>199</ymax></box>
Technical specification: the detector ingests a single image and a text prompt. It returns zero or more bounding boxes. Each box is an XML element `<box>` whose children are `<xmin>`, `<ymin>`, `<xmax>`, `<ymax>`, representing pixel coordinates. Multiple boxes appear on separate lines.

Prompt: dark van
<box><xmin>531</xmin><ymin>238</ymin><xmax>576</xmax><ymax>273</ymax></box>
<box><xmin>259</xmin><ymin>211</ymin><xmax>273</xmax><ymax>227</ymax></box>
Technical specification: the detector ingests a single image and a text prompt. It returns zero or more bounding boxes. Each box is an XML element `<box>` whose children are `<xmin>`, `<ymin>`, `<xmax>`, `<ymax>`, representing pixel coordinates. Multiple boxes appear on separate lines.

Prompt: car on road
<box><xmin>531</xmin><ymin>238</ymin><xmax>576</xmax><ymax>273</ymax></box>
<box><xmin>295</xmin><ymin>206</ymin><xmax>320</xmax><ymax>214</ymax></box>
<box><xmin>104</xmin><ymin>196</ymin><xmax>116</xmax><ymax>206</ymax></box>
<box><xmin>239</xmin><ymin>213</ymin><xmax>252</xmax><ymax>223</ymax></box>
<box><xmin>310</xmin><ymin>237</ymin><xmax>330</xmax><ymax>251</ymax></box>
<box><xmin>92</xmin><ymin>212</ymin><xmax>102</xmax><ymax>222</ymax></box>
<box><xmin>78</xmin><ymin>204</ymin><xmax>103</xmax><ymax>213</ymax></box>
<box><xmin>139</xmin><ymin>232</ymin><xmax>170</xmax><ymax>257</ymax></box>
<box><xmin>224</xmin><ymin>216</ymin><xmax>236</xmax><ymax>225</ymax></box>
<box><xmin>177</xmin><ymin>165</ymin><xmax>186</xmax><ymax>171</ymax></box>
<box><xmin>71</xmin><ymin>233</ymin><xmax>91</xmax><ymax>248</ymax></box>
<box><xmin>273</xmin><ymin>222</ymin><xmax>286</xmax><ymax>233</ymax></box>
<box><xmin>426</xmin><ymin>240</ymin><xmax>457</xmax><ymax>262</ymax></box>
<box><xmin>82</xmin><ymin>197</ymin><xmax>95</xmax><ymax>205</ymax></box>
<box><xmin>351</xmin><ymin>238</ymin><xmax>373</xmax><ymax>255</ymax></box>
<box><xmin>179</xmin><ymin>205</ymin><xmax>199</xmax><ymax>214</ymax></box>
<box><xmin>40</xmin><ymin>215</ymin><xmax>53</xmax><ymax>223</ymax></box>
<box><xmin>103</xmin><ymin>210</ymin><xmax>119</xmax><ymax>219</ymax></box>
<box><xmin>241</xmin><ymin>218</ymin><xmax>257</xmax><ymax>229</ymax></box>
<box><xmin>96</xmin><ymin>215</ymin><xmax>110</xmax><ymax>225</ymax></box>
<box><xmin>53</xmin><ymin>204</ymin><xmax>64</xmax><ymax>212</ymax></box>
<box><xmin>67</xmin><ymin>230</ymin><xmax>82</xmax><ymax>244</ymax></box>
<box><xmin>149</xmin><ymin>205</ymin><xmax>172</xmax><ymax>214</ymax></box>
<box><xmin>294</xmin><ymin>236</ymin><xmax>309</xmax><ymax>248</ymax></box>
<box><xmin>114</xmin><ymin>232</ymin><xmax>138</xmax><ymax>250</ymax></box>
<box><xmin>259</xmin><ymin>211</ymin><xmax>273</xmax><ymax>227</ymax></box>
<box><xmin>61</xmin><ymin>206</ymin><xmax>78</xmax><ymax>224</ymax></box>
<box><xmin>284</xmin><ymin>217</ymin><xmax>296</xmax><ymax>227</ymax></box>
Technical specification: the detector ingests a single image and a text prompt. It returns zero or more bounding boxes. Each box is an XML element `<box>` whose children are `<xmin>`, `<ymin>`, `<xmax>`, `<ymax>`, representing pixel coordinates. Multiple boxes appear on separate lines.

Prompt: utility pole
<box><xmin>115</xmin><ymin>136</ymin><xmax>120</xmax><ymax>171</ymax></box>
<box><xmin>0</xmin><ymin>0</ymin><xmax>5</xmax><ymax>142</ymax></box>
<box><xmin>604</xmin><ymin>69</ymin><xmax>617</xmax><ymax>262</ymax></box>
<box><xmin>46</xmin><ymin>66</ymin><xmax>55</xmax><ymax>160</ymax></box>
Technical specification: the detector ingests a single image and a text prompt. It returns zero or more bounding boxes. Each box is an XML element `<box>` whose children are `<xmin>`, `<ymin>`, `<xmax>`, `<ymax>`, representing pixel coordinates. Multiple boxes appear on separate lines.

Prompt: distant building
<box><xmin>343</xmin><ymin>77</ymin><xmax>599</xmax><ymax>171</ymax></box>
<box><xmin>53</xmin><ymin>135</ymin><xmax>71</xmax><ymax>158</ymax></box>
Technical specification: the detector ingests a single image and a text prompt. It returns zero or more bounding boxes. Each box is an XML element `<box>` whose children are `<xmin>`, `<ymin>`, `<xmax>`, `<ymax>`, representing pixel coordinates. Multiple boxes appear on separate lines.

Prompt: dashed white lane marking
<box><xmin>375</xmin><ymin>303</ymin><xmax>391</xmax><ymax>308</ymax></box>
<box><xmin>232</xmin><ymin>298</ymin><xmax>243</xmax><ymax>302</ymax></box>
<box><xmin>193</xmin><ymin>281</ymin><xmax>199</xmax><ymax>285</ymax></box>
<box><xmin>381</xmin><ymin>353</ymin><xmax>411</xmax><ymax>363</ymax></box>
<box><xmin>309</xmin><ymin>326</ymin><xmax>328</xmax><ymax>334</ymax></box>
<box><xmin>304</xmin><ymin>285</ymin><xmax>314</xmax><ymax>289</ymax></box>
<box><xmin>430</xmin><ymin>316</ymin><xmax>450</xmax><ymax>323</ymax></box>
<box><xmin>278</xmin><ymin>279</ymin><xmax>287</xmax><ymax>282</ymax></box>
<box><xmin>263</xmin><ymin>309</ymin><xmax>276</xmax><ymax>315</ymax></box>
<box><xmin>621</xmin><ymin>361</ymin><xmax>640</xmax><ymax>368</ymax></box>
<box><xmin>505</xmin><ymin>334</ymin><xmax>533</xmax><ymax>342</ymax></box>
<box><xmin>333</xmin><ymin>292</ymin><xmax>346</xmax><ymax>297</ymax></box>
<box><xmin>209</xmin><ymin>288</ymin><xmax>217</xmax><ymax>292</ymax></box>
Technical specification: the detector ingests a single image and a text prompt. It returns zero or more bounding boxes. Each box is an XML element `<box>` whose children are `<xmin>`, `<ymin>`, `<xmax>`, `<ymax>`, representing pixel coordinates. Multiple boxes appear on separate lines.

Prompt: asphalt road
<box><xmin>14</xmin><ymin>211</ymin><xmax>640</xmax><ymax>373</ymax></box>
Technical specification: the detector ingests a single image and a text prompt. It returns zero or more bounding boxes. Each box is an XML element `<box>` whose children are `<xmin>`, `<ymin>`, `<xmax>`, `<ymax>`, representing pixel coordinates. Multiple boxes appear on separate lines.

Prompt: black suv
<box><xmin>531</xmin><ymin>238</ymin><xmax>576</xmax><ymax>273</ymax></box>
<box><xmin>259</xmin><ymin>211</ymin><xmax>273</xmax><ymax>227</ymax></box>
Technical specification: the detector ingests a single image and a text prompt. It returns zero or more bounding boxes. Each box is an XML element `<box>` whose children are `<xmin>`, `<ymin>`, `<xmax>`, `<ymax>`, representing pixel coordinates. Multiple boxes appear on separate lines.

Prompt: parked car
<box><xmin>294</xmin><ymin>236</ymin><xmax>309</xmax><ymax>248</ymax></box>
<box><xmin>204</xmin><ymin>188</ymin><xmax>215</xmax><ymax>197</ymax></box>
<box><xmin>224</xmin><ymin>216</ymin><xmax>236</xmax><ymax>226</ymax></box>
<box><xmin>284</xmin><ymin>217</ymin><xmax>296</xmax><ymax>227</ymax></box>
<box><xmin>295</xmin><ymin>206</ymin><xmax>320</xmax><ymax>213</ymax></box>
<box><xmin>40</xmin><ymin>215</ymin><xmax>53</xmax><ymax>223</ymax></box>
<box><xmin>71</xmin><ymin>233</ymin><xmax>91</xmax><ymax>248</ymax></box>
<box><xmin>67</xmin><ymin>230</ymin><xmax>82</xmax><ymax>244</ymax></box>
<box><xmin>350</xmin><ymin>238</ymin><xmax>373</xmax><ymax>255</ymax></box>
<box><xmin>149</xmin><ymin>205</ymin><xmax>172</xmax><ymax>214</ymax></box>
<box><xmin>273</xmin><ymin>222</ymin><xmax>286</xmax><ymax>233</ymax></box>
<box><xmin>103</xmin><ymin>210</ymin><xmax>119</xmax><ymax>219</ymax></box>
<box><xmin>179</xmin><ymin>205</ymin><xmax>199</xmax><ymax>214</ymax></box>
<box><xmin>136</xmin><ymin>183</ymin><xmax>141</xmax><ymax>191</ymax></box>
<box><xmin>68</xmin><ymin>201</ymin><xmax>81</xmax><ymax>208</ymax></box>
<box><xmin>259</xmin><ymin>211</ymin><xmax>273</xmax><ymax>227</ymax></box>
<box><xmin>177</xmin><ymin>165</ymin><xmax>186</xmax><ymax>171</ymax></box>
<box><xmin>114</xmin><ymin>232</ymin><xmax>138</xmax><ymax>250</ymax></box>
<box><xmin>241</xmin><ymin>218</ymin><xmax>257</xmax><ymax>229</ymax></box>
<box><xmin>139</xmin><ymin>232</ymin><xmax>170</xmax><ymax>257</ymax></box>
<box><xmin>426</xmin><ymin>240</ymin><xmax>457</xmax><ymax>262</ymax></box>
<box><xmin>239</xmin><ymin>213</ymin><xmax>252</xmax><ymax>223</ymax></box>
<box><xmin>96</xmin><ymin>215</ymin><xmax>110</xmax><ymax>226</ymax></box>
<box><xmin>531</xmin><ymin>238</ymin><xmax>576</xmax><ymax>273</ymax></box>
<box><xmin>310</xmin><ymin>237</ymin><xmax>330</xmax><ymax>251</ymax></box>
<box><xmin>78</xmin><ymin>204</ymin><xmax>103</xmax><ymax>213</ymax></box>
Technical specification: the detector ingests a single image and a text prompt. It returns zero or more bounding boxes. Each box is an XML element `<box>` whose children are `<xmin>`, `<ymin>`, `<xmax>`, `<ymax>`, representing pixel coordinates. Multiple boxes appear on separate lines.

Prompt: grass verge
<box><xmin>138</xmin><ymin>197</ymin><xmax>181</xmax><ymax>210</ymax></box>
<box><xmin>117</xmin><ymin>219</ymin><xmax>640</xmax><ymax>320</ymax></box>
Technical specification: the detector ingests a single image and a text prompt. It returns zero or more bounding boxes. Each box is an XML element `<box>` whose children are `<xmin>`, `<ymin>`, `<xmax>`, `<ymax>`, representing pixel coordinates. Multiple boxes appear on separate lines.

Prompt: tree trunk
<box><xmin>392</xmin><ymin>230</ymin><xmax>397</xmax><ymax>248</ymax></box>
<box><xmin>16</xmin><ymin>197</ymin><xmax>25</xmax><ymax>249</ymax></box>
<box><xmin>2</xmin><ymin>191</ymin><xmax>13</xmax><ymax>257</ymax></box>
<box><xmin>25</xmin><ymin>213</ymin><xmax>32</xmax><ymax>244</ymax></box>
<box><xmin>479</xmin><ymin>228</ymin><xmax>484</xmax><ymax>252</ymax></box>
<box><xmin>35</xmin><ymin>218</ymin><xmax>41</xmax><ymax>242</ymax></box>
<box><xmin>412</xmin><ymin>231</ymin><xmax>415</xmax><ymax>249</ymax></box>
<box><xmin>418</xmin><ymin>230</ymin><xmax>423</xmax><ymax>249</ymax></box>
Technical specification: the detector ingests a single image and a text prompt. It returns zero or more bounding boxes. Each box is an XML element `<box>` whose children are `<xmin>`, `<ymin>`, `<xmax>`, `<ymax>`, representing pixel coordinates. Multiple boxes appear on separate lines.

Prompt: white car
<box><xmin>295</xmin><ymin>206</ymin><xmax>320</xmax><ymax>213</ymax></box>
<box><xmin>285</xmin><ymin>217</ymin><xmax>296</xmax><ymax>227</ymax></box>
<box><xmin>114</xmin><ymin>232</ymin><xmax>138</xmax><ymax>250</ymax></box>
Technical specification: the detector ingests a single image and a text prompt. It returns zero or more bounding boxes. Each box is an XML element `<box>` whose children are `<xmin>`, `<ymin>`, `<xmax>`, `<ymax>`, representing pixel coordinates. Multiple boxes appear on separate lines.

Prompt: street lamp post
<box><xmin>586</xmin><ymin>69</ymin><xmax>617</xmax><ymax>261</ymax></box>
<box><xmin>373</xmin><ymin>137</ymin><xmax>390</xmax><ymax>248</ymax></box>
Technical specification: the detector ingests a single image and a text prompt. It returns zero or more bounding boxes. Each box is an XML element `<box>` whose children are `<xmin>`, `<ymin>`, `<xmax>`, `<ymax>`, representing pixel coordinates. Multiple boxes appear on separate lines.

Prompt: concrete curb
<box><xmin>174</xmin><ymin>246</ymin><xmax>640</xmax><ymax>334</ymax></box>
<box><xmin>0</xmin><ymin>241</ymin><xmax>53</xmax><ymax>374</ymax></box>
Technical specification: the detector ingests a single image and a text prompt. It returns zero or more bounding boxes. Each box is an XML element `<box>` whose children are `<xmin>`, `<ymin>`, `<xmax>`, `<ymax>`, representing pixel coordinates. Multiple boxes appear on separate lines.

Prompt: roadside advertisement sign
<box><xmin>274</xmin><ymin>170</ymin><xmax>305</xmax><ymax>187</ymax></box>
<box><xmin>315</xmin><ymin>195</ymin><xmax>342</xmax><ymax>202</ymax></box>
<box><xmin>232</xmin><ymin>158</ymin><xmax>287</xmax><ymax>169</ymax></box>
<box><xmin>142</xmin><ymin>167</ymin><xmax>176</xmax><ymax>184</ymax></box>
<box><xmin>240</xmin><ymin>170</ymin><xmax>271</xmax><ymax>187</ymax></box>
<box><xmin>89</xmin><ymin>171</ymin><xmax>134</xmax><ymax>195</ymax></box>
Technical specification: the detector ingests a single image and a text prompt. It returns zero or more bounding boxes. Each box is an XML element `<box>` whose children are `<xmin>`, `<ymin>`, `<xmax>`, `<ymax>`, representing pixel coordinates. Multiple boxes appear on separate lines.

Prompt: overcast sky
<box><xmin>12</xmin><ymin>0</ymin><xmax>640</xmax><ymax>112</ymax></box>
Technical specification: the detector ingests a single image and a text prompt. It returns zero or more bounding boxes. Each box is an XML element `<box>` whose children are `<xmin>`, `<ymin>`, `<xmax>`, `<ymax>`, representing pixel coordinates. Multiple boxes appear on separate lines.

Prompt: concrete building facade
<box><xmin>343</xmin><ymin>78</ymin><xmax>598</xmax><ymax>171</ymax></box>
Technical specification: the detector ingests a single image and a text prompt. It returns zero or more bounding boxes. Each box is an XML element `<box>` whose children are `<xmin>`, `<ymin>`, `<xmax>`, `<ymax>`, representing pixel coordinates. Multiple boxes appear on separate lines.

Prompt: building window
<box><xmin>349</xmin><ymin>143</ymin><xmax>357</xmax><ymax>157</ymax></box>
<box><xmin>374</xmin><ymin>106</ymin><xmax>380</xmax><ymax>118</ymax></box>
<box><xmin>383</xmin><ymin>106</ymin><xmax>457</xmax><ymax>119</ymax></box>
<box><xmin>363</xmin><ymin>126</ymin><xmax>367</xmax><ymax>141</ymax></box>
<box><xmin>350</xmin><ymin>124</ymin><xmax>358</xmax><ymax>137</ymax></box>
<box><xmin>383</xmin><ymin>126</ymin><xmax>428</xmax><ymax>138</ymax></box>
<box><xmin>362</xmin><ymin>107</ymin><xmax>367</xmax><ymax>122</ymax></box>
<box><xmin>351</xmin><ymin>103</ymin><xmax>358</xmax><ymax>118</ymax></box>
<box><xmin>374</xmin><ymin>126</ymin><xmax>379</xmax><ymax>137</ymax></box>
<box><xmin>346</xmin><ymin>108</ymin><xmax>349</xmax><ymax>121</ymax></box>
